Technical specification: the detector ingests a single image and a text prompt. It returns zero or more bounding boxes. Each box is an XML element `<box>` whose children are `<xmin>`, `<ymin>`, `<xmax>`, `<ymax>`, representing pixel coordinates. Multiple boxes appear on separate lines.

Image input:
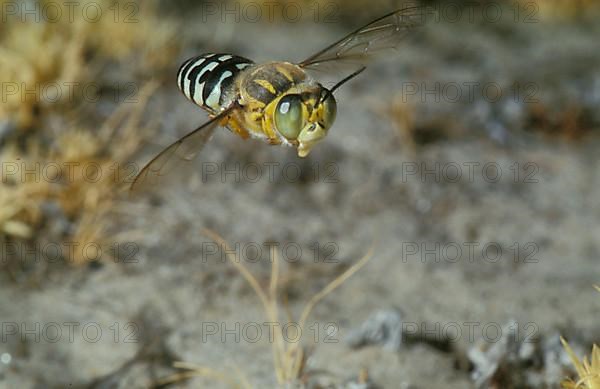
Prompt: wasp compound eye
<box><xmin>320</xmin><ymin>91</ymin><xmax>337</xmax><ymax>130</ymax></box>
<box><xmin>275</xmin><ymin>94</ymin><xmax>304</xmax><ymax>140</ymax></box>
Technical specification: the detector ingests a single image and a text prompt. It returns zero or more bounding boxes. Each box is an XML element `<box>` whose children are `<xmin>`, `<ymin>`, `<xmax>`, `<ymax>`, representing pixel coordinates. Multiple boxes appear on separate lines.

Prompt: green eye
<box><xmin>321</xmin><ymin>92</ymin><xmax>337</xmax><ymax>129</ymax></box>
<box><xmin>275</xmin><ymin>94</ymin><xmax>303</xmax><ymax>139</ymax></box>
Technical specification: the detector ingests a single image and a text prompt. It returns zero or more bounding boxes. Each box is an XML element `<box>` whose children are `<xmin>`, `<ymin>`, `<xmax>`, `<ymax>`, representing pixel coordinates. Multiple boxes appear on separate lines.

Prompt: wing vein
<box><xmin>130</xmin><ymin>107</ymin><xmax>235</xmax><ymax>193</ymax></box>
<box><xmin>298</xmin><ymin>6</ymin><xmax>428</xmax><ymax>70</ymax></box>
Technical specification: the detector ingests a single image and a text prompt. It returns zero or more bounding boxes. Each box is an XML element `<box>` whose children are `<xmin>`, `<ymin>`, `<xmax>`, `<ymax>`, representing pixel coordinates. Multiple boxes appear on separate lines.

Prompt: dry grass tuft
<box><xmin>561</xmin><ymin>286</ymin><xmax>600</xmax><ymax>389</ymax></box>
<box><xmin>1</xmin><ymin>1</ymin><xmax>178</xmax><ymax>271</ymax></box>
<box><xmin>561</xmin><ymin>339</ymin><xmax>600</xmax><ymax>389</ymax></box>
<box><xmin>1</xmin><ymin>82</ymin><xmax>158</xmax><ymax>267</ymax></box>
<box><xmin>159</xmin><ymin>229</ymin><xmax>373</xmax><ymax>387</ymax></box>
<box><xmin>0</xmin><ymin>0</ymin><xmax>177</xmax><ymax>129</ymax></box>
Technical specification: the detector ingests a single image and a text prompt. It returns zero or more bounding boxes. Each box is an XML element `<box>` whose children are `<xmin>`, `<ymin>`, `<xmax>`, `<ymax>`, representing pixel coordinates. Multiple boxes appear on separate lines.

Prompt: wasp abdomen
<box><xmin>177</xmin><ymin>53</ymin><xmax>254</xmax><ymax>113</ymax></box>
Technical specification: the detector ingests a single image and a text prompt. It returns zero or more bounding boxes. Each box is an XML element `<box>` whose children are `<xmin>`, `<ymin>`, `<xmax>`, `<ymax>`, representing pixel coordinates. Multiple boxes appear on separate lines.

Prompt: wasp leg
<box><xmin>223</xmin><ymin>116</ymin><xmax>251</xmax><ymax>139</ymax></box>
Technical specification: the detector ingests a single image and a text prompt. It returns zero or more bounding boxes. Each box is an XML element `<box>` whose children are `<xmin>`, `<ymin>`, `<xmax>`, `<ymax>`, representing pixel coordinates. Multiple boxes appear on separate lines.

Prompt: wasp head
<box><xmin>271</xmin><ymin>85</ymin><xmax>337</xmax><ymax>157</ymax></box>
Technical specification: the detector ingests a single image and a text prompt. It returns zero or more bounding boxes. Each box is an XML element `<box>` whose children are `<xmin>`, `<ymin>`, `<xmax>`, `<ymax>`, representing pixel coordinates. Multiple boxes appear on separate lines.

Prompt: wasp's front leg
<box><xmin>224</xmin><ymin>113</ymin><xmax>251</xmax><ymax>140</ymax></box>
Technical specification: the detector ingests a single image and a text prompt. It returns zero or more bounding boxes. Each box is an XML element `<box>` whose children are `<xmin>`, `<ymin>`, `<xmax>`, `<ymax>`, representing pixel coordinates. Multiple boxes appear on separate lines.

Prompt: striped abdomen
<box><xmin>177</xmin><ymin>53</ymin><xmax>254</xmax><ymax>113</ymax></box>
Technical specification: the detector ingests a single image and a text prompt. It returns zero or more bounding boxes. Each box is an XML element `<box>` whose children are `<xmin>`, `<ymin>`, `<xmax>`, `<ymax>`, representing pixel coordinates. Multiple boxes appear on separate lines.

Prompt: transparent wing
<box><xmin>298</xmin><ymin>6</ymin><xmax>428</xmax><ymax>70</ymax></box>
<box><xmin>130</xmin><ymin>108</ymin><xmax>234</xmax><ymax>193</ymax></box>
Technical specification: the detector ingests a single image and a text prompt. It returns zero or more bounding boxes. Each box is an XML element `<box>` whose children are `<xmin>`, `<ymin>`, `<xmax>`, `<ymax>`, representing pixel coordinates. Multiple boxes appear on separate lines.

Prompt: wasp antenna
<box><xmin>322</xmin><ymin>66</ymin><xmax>367</xmax><ymax>103</ymax></box>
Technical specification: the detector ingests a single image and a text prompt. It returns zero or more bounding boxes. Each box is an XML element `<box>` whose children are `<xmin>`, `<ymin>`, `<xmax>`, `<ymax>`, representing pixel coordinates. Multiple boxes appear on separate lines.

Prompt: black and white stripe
<box><xmin>177</xmin><ymin>53</ymin><xmax>254</xmax><ymax>113</ymax></box>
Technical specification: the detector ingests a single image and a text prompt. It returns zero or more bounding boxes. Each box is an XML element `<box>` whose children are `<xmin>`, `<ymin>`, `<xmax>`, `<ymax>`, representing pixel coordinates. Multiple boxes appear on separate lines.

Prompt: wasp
<box><xmin>131</xmin><ymin>7</ymin><xmax>426</xmax><ymax>190</ymax></box>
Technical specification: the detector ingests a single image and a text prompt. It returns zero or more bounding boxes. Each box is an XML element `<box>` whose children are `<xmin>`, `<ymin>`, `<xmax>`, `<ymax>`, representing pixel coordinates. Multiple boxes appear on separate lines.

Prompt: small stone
<box><xmin>346</xmin><ymin>309</ymin><xmax>403</xmax><ymax>352</ymax></box>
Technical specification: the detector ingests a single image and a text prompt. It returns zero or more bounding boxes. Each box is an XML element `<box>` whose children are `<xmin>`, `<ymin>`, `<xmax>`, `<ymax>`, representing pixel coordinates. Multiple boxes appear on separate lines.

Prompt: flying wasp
<box><xmin>131</xmin><ymin>6</ymin><xmax>427</xmax><ymax>190</ymax></box>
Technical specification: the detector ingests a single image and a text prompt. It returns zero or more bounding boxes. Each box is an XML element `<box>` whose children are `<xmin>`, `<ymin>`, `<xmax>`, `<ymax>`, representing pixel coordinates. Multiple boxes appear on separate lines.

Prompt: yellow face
<box><xmin>268</xmin><ymin>85</ymin><xmax>337</xmax><ymax>157</ymax></box>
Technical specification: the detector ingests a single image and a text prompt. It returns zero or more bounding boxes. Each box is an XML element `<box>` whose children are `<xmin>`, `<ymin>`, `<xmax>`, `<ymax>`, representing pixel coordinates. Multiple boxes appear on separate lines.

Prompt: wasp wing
<box><xmin>298</xmin><ymin>6</ymin><xmax>428</xmax><ymax>71</ymax></box>
<box><xmin>130</xmin><ymin>108</ymin><xmax>234</xmax><ymax>193</ymax></box>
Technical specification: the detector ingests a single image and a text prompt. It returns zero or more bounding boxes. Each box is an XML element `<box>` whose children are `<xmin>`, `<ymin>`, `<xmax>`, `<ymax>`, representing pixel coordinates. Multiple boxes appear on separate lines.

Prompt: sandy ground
<box><xmin>1</xmin><ymin>3</ymin><xmax>600</xmax><ymax>388</ymax></box>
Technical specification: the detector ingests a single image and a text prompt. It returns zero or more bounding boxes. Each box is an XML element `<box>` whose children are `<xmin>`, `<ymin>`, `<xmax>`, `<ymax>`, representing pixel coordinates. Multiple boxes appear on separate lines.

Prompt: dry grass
<box><xmin>0</xmin><ymin>0</ymin><xmax>177</xmax><ymax>128</ymax></box>
<box><xmin>561</xmin><ymin>339</ymin><xmax>600</xmax><ymax>389</ymax></box>
<box><xmin>0</xmin><ymin>1</ymin><xmax>178</xmax><ymax>269</ymax></box>
<box><xmin>0</xmin><ymin>21</ymin><xmax>85</xmax><ymax>128</ymax></box>
<box><xmin>158</xmin><ymin>230</ymin><xmax>373</xmax><ymax>387</ymax></box>
<box><xmin>55</xmin><ymin>82</ymin><xmax>159</xmax><ymax>264</ymax></box>
<box><xmin>561</xmin><ymin>286</ymin><xmax>600</xmax><ymax>389</ymax></box>
<box><xmin>1</xmin><ymin>82</ymin><xmax>158</xmax><ymax>265</ymax></box>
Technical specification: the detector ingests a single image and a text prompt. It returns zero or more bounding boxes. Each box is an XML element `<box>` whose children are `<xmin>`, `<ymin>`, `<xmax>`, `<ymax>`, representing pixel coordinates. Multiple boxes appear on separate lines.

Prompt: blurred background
<box><xmin>1</xmin><ymin>0</ymin><xmax>600</xmax><ymax>387</ymax></box>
